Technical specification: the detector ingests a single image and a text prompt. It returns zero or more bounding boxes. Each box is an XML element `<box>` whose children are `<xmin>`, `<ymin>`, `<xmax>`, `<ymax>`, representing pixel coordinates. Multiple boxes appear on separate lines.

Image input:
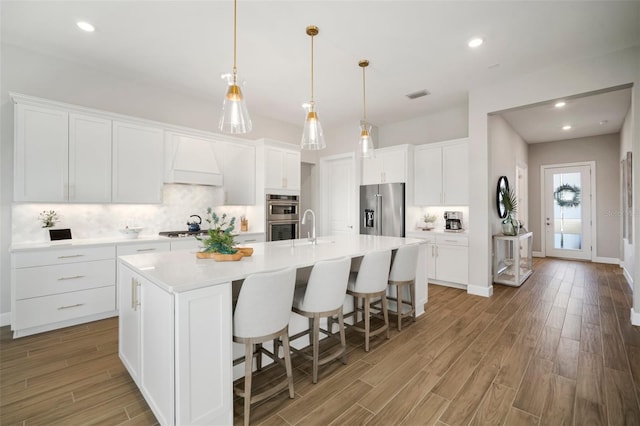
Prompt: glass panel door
<box><xmin>543</xmin><ymin>164</ymin><xmax>592</xmax><ymax>260</ymax></box>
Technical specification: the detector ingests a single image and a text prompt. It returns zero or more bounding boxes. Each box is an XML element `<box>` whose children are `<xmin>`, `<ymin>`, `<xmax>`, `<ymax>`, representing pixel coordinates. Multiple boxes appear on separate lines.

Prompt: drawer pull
<box><xmin>57</xmin><ymin>303</ymin><xmax>84</xmax><ymax>310</ymax></box>
<box><xmin>57</xmin><ymin>254</ymin><xmax>84</xmax><ymax>259</ymax></box>
<box><xmin>244</xmin><ymin>239</ymin><xmax>257</xmax><ymax>243</ymax></box>
<box><xmin>58</xmin><ymin>275</ymin><xmax>85</xmax><ymax>281</ymax></box>
<box><xmin>136</xmin><ymin>248</ymin><xmax>156</xmax><ymax>252</ymax></box>
<box><xmin>443</xmin><ymin>240</ymin><xmax>459</xmax><ymax>243</ymax></box>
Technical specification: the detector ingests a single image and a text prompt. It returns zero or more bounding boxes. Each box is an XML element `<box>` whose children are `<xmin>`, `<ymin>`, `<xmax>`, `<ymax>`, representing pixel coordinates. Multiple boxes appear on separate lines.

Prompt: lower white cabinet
<box><xmin>414</xmin><ymin>233</ymin><xmax>469</xmax><ymax>286</ymax></box>
<box><xmin>118</xmin><ymin>262</ymin><xmax>233</xmax><ymax>425</ymax></box>
<box><xmin>11</xmin><ymin>245</ymin><xmax>117</xmax><ymax>338</ymax></box>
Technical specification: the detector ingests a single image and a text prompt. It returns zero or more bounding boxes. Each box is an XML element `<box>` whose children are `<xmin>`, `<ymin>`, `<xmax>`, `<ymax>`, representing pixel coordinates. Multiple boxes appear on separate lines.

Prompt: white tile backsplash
<box><xmin>12</xmin><ymin>184</ymin><xmax>263</xmax><ymax>243</ymax></box>
<box><xmin>407</xmin><ymin>205</ymin><xmax>469</xmax><ymax>232</ymax></box>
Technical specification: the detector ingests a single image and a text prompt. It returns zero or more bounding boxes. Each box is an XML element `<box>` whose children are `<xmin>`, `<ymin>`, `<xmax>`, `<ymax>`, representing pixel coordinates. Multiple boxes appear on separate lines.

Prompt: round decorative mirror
<box><xmin>496</xmin><ymin>176</ymin><xmax>509</xmax><ymax>219</ymax></box>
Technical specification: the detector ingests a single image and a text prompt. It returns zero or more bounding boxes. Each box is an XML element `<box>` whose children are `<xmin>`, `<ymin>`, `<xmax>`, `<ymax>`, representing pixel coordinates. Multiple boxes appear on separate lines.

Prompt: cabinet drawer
<box><xmin>13</xmin><ymin>245</ymin><xmax>115</xmax><ymax>268</ymax></box>
<box><xmin>436</xmin><ymin>235</ymin><xmax>468</xmax><ymax>247</ymax></box>
<box><xmin>14</xmin><ymin>286</ymin><xmax>115</xmax><ymax>330</ymax></box>
<box><xmin>15</xmin><ymin>259</ymin><xmax>115</xmax><ymax>300</ymax></box>
<box><xmin>117</xmin><ymin>241</ymin><xmax>170</xmax><ymax>256</ymax></box>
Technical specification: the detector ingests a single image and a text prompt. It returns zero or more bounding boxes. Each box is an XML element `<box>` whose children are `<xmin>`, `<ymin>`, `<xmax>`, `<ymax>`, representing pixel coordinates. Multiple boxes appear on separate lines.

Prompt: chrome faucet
<box><xmin>301</xmin><ymin>209</ymin><xmax>316</xmax><ymax>244</ymax></box>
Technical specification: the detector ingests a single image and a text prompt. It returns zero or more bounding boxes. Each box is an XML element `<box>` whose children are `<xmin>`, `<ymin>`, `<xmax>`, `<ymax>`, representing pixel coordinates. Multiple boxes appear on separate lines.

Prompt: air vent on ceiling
<box><xmin>405</xmin><ymin>89</ymin><xmax>430</xmax><ymax>100</ymax></box>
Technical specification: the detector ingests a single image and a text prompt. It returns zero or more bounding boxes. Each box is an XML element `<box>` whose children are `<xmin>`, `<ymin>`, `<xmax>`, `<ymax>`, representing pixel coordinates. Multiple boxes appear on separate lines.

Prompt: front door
<box><xmin>543</xmin><ymin>163</ymin><xmax>593</xmax><ymax>260</ymax></box>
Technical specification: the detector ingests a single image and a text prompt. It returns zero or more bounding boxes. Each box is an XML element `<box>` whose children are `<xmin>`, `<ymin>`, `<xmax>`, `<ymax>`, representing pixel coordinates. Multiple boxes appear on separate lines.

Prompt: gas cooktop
<box><xmin>158</xmin><ymin>230</ymin><xmax>208</xmax><ymax>238</ymax></box>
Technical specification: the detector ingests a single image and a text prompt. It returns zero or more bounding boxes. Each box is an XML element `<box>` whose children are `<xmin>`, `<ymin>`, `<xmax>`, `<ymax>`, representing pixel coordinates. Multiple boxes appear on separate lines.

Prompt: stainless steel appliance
<box><xmin>266</xmin><ymin>194</ymin><xmax>300</xmax><ymax>241</ymax></box>
<box><xmin>360</xmin><ymin>183</ymin><xmax>405</xmax><ymax>237</ymax></box>
<box><xmin>444</xmin><ymin>211</ymin><xmax>463</xmax><ymax>232</ymax></box>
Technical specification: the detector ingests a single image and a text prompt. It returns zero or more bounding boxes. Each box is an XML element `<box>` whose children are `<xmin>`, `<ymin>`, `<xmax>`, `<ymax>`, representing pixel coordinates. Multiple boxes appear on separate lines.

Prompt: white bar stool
<box><xmin>233</xmin><ymin>267</ymin><xmax>296</xmax><ymax>426</ymax></box>
<box><xmin>289</xmin><ymin>257</ymin><xmax>351</xmax><ymax>383</ymax></box>
<box><xmin>345</xmin><ymin>249</ymin><xmax>392</xmax><ymax>352</ymax></box>
<box><xmin>387</xmin><ymin>244</ymin><xmax>419</xmax><ymax>330</ymax></box>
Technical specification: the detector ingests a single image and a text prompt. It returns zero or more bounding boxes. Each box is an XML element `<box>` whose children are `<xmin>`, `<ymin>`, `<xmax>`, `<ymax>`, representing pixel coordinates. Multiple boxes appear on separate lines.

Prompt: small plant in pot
<box><xmin>39</xmin><ymin>210</ymin><xmax>58</xmax><ymax>228</ymax></box>
<box><xmin>196</xmin><ymin>209</ymin><xmax>247</xmax><ymax>260</ymax></box>
<box><xmin>423</xmin><ymin>213</ymin><xmax>437</xmax><ymax>230</ymax></box>
<box><xmin>500</xmin><ymin>187</ymin><xmax>519</xmax><ymax>236</ymax></box>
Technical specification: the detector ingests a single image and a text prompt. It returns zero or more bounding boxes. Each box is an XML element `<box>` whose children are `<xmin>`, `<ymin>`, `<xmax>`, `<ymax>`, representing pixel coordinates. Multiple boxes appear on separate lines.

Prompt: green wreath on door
<box><xmin>554</xmin><ymin>183</ymin><xmax>581</xmax><ymax>208</ymax></box>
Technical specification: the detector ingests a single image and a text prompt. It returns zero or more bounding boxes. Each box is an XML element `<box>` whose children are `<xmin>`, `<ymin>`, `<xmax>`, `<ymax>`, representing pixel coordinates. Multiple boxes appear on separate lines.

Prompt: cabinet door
<box><xmin>283</xmin><ymin>150</ymin><xmax>301</xmax><ymax>190</ymax></box>
<box><xmin>442</xmin><ymin>143</ymin><xmax>468</xmax><ymax>205</ymax></box>
<box><xmin>112</xmin><ymin>121</ymin><xmax>163</xmax><ymax>203</ymax></box>
<box><xmin>380</xmin><ymin>150</ymin><xmax>406</xmax><ymax>183</ymax></box>
<box><xmin>414</xmin><ymin>146</ymin><xmax>442</xmax><ymax>205</ymax></box>
<box><xmin>436</xmin><ymin>245</ymin><xmax>469</xmax><ymax>284</ymax></box>
<box><xmin>264</xmin><ymin>147</ymin><xmax>285</xmax><ymax>190</ymax></box>
<box><xmin>14</xmin><ymin>104</ymin><xmax>68</xmax><ymax>202</ymax></box>
<box><xmin>426</xmin><ymin>243</ymin><xmax>437</xmax><ymax>280</ymax></box>
<box><xmin>140</xmin><ymin>279</ymin><xmax>174</xmax><ymax>426</ymax></box>
<box><xmin>362</xmin><ymin>157</ymin><xmax>383</xmax><ymax>185</ymax></box>
<box><xmin>69</xmin><ymin>113</ymin><xmax>112</xmax><ymax>202</ymax></box>
<box><xmin>216</xmin><ymin>141</ymin><xmax>256</xmax><ymax>205</ymax></box>
<box><xmin>118</xmin><ymin>264</ymin><xmax>141</xmax><ymax>384</ymax></box>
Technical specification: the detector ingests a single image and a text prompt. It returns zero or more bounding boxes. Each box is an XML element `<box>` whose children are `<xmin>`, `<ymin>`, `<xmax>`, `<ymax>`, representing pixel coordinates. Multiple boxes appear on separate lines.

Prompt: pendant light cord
<box><xmin>233</xmin><ymin>0</ymin><xmax>238</xmax><ymax>83</ymax></box>
<box><xmin>310</xmin><ymin>34</ymin><xmax>314</xmax><ymax>103</ymax></box>
<box><xmin>362</xmin><ymin>65</ymin><xmax>367</xmax><ymax>121</ymax></box>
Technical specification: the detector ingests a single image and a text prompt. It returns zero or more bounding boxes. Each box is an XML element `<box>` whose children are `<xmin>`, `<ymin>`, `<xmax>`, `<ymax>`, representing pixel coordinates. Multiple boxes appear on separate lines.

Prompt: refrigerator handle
<box><xmin>376</xmin><ymin>194</ymin><xmax>382</xmax><ymax>235</ymax></box>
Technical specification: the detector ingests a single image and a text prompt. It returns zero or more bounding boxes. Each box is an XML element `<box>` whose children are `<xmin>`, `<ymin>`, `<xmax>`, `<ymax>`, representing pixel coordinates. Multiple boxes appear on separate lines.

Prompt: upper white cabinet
<box><xmin>69</xmin><ymin>113</ymin><xmax>112</xmax><ymax>202</ymax></box>
<box><xmin>112</xmin><ymin>121</ymin><xmax>164</xmax><ymax>203</ymax></box>
<box><xmin>362</xmin><ymin>146</ymin><xmax>408</xmax><ymax>185</ymax></box>
<box><xmin>164</xmin><ymin>132</ymin><xmax>223</xmax><ymax>186</ymax></box>
<box><xmin>264</xmin><ymin>144</ymin><xmax>301</xmax><ymax>192</ymax></box>
<box><xmin>414</xmin><ymin>139</ymin><xmax>468</xmax><ymax>206</ymax></box>
<box><xmin>214</xmin><ymin>141</ymin><xmax>256</xmax><ymax>205</ymax></box>
<box><xmin>14</xmin><ymin>103</ymin><xmax>69</xmax><ymax>202</ymax></box>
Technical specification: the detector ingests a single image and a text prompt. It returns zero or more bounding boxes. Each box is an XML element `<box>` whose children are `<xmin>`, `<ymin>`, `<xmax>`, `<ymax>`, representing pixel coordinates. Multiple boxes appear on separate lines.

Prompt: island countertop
<box><xmin>118</xmin><ymin>234</ymin><xmax>425</xmax><ymax>294</ymax></box>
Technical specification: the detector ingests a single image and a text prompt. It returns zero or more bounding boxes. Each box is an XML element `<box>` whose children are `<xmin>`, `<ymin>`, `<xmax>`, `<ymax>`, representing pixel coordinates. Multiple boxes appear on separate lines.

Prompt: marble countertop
<box><xmin>118</xmin><ymin>234</ymin><xmax>425</xmax><ymax>294</ymax></box>
<box><xmin>9</xmin><ymin>231</ymin><xmax>265</xmax><ymax>252</ymax></box>
<box><xmin>406</xmin><ymin>229</ymin><xmax>469</xmax><ymax>237</ymax></box>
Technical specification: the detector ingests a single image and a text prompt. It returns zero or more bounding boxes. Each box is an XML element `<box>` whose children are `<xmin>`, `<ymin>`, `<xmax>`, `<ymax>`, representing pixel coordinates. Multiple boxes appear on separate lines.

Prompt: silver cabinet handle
<box><xmin>244</xmin><ymin>239</ymin><xmax>257</xmax><ymax>243</ymax></box>
<box><xmin>443</xmin><ymin>240</ymin><xmax>458</xmax><ymax>243</ymax></box>
<box><xmin>131</xmin><ymin>278</ymin><xmax>141</xmax><ymax>311</ymax></box>
<box><xmin>58</xmin><ymin>254</ymin><xmax>84</xmax><ymax>259</ymax></box>
<box><xmin>136</xmin><ymin>248</ymin><xmax>156</xmax><ymax>252</ymax></box>
<box><xmin>57</xmin><ymin>303</ymin><xmax>84</xmax><ymax>310</ymax></box>
<box><xmin>58</xmin><ymin>275</ymin><xmax>85</xmax><ymax>281</ymax></box>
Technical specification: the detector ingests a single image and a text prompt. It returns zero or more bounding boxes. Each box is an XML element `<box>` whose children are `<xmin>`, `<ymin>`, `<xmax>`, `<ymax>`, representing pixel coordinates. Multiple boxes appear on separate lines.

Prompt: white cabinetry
<box><xmin>11</xmin><ymin>245</ymin><xmax>117</xmax><ymax>337</ymax></box>
<box><xmin>413</xmin><ymin>233</ymin><xmax>468</xmax><ymax>287</ymax></box>
<box><xmin>118</xmin><ymin>263</ymin><xmax>233</xmax><ymax>425</ymax></box>
<box><xmin>362</xmin><ymin>147</ymin><xmax>407</xmax><ymax>184</ymax></box>
<box><xmin>69</xmin><ymin>113</ymin><xmax>113</xmax><ymax>202</ymax></box>
<box><xmin>215</xmin><ymin>141</ymin><xmax>256</xmax><ymax>205</ymax></box>
<box><xmin>264</xmin><ymin>144</ymin><xmax>301</xmax><ymax>192</ymax></box>
<box><xmin>118</xmin><ymin>264</ymin><xmax>174</xmax><ymax>425</ymax></box>
<box><xmin>13</xmin><ymin>103</ymin><xmax>68</xmax><ymax>202</ymax></box>
<box><xmin>112</xmin><ymin>121</ymin><xmax>164</xmax><ymax>203</ymax></box>
<box><xmin>164</xmin><ymin>131</ymin><xmax>223</xmax><ymax>186</ymax></box>
<box><xmin>414</xmin><ymin>139</ymin><xmax>468</xmax><ymax>206</ymax></box>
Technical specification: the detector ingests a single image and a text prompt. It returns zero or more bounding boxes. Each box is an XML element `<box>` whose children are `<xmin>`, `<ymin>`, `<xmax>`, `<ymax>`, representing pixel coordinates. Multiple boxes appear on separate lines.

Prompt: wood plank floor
<box><xmin>2</xmin><ymin>258</ymin><xmax>640</xmax><ymax>425</ymax></box>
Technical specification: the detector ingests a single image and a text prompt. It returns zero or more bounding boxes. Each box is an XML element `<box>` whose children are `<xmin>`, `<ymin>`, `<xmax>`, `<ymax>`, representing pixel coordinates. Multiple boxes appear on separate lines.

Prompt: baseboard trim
<box><xmin>622</xmin><ymin>266</ymin><xmax>634</xmax><ymax>292</ymax></box>
<box><xmin>631</xmin><ymin>308</ymin><xmax>640</xmax><ymax>327</ymax></box>
<box><xmin>533</xmin><ymin>251</ymin><xmax>544</xmax><ymax>258</ymax></box>
<box><xmin>467</xmin><ymin>284</ymin><xmax>493</xmax><ymax>298</ymax></box>
<box><xmin>592</xmin><ymin>256</ymin><xmax>621</xmax><ymax>265</ymax></box>
<box><xmin>0</xmin><ymin>312</ymin><xmax>10</xmax><ymax>327</ymax></box>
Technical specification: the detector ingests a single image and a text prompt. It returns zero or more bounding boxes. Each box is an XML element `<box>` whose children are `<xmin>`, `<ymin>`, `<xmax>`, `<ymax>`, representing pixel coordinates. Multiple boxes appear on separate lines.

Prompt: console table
<box><xmin>493</xmin><ymin>231</ymin><xmax>533</xmax><ymax>287</ymax></box>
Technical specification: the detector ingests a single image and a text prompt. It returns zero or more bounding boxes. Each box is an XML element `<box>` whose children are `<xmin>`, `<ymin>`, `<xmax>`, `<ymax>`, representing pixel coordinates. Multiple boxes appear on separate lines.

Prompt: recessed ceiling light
<box><xmin>554</xmin><ymin>101</ymin><xmax>566</xmax><ymax>108</ymax></box>
<box><xmin>405</xmin><ymin>90</ymin><xmax>430</xmax><ymax>100</ymax></box>
<box><xmin>600</xmin><ymin>120</ymin><xmax>609</xmax><ymax>125</ymax></box>
<box><xmin>562</xmin><ymin>125</ymin><xmax>572</xmax><ymax>131</ymax></box>
<box><xmin>77</xmin><ymin>21</ymin><xmax>95</xmax><ymax>32</ymax></box>
<box><xmin>468</xmin><ymin>37</ymin><xmax>484</xmax><ymax>48</ymax></box>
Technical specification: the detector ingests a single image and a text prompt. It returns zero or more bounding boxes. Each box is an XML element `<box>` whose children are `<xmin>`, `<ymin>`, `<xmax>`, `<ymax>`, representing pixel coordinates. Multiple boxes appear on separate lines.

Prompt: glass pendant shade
<box><xmin>219</xmin><ymin>74</ymin><xmax>252</xmax><ymax>134</ymax></box>
<box><xmin>358</xmin><ymin>121</ymin><xmax>374</xmax><ymax>158</ymax></box>
<box><xmin>301</xmin><ymin>103</ymin><xmax>326</xmax><ymax>150</ymax></box>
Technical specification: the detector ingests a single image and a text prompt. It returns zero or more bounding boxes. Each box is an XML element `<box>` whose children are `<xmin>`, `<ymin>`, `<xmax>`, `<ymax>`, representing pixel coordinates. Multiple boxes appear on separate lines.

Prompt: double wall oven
<box><xmin>266</xmin><ymin>194</ymin><xmax>299</xmax><ymax>241</ymax></box>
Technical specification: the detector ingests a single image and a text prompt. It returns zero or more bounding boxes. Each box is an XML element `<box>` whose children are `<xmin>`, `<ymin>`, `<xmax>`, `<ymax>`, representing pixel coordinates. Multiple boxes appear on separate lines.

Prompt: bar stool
<box><xmin>233</xmin><ymin>267</ymin><xmax>296</xmax><ymax>426</ymax></box>
<box><xmin>345</xmin><ymin>249</ymin><xmax>392</xmax><ymax>352</ymax></box>
<box><xmin>290</xmin><ymin>257</ymin><xmax>351</xmax><ymax>383</ymax></box>
<box><xmin>387</xmin><ymin>244</ymin><xmax>419</xmax><ymax>330</ymax></box>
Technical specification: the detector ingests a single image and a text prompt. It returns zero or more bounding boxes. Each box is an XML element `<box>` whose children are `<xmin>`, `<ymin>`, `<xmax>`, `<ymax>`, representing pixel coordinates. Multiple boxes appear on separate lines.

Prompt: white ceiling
<box><xmin>2</xmin><ymin>1</ymin><xmax>639</xmax><ymax>134</ymax></box>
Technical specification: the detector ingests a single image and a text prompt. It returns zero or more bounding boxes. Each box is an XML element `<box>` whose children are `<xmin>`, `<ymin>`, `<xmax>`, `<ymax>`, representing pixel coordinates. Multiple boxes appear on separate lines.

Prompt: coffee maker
<box><xmin>444</xmin><ymin>211</ymin><xmax>463</xmax><ymax>232</ymax></box>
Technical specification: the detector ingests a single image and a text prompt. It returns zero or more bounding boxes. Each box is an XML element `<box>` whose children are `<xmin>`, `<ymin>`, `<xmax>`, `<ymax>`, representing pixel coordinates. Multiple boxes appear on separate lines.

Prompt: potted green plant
<box><xmin>423</xmin><ymin>213</ymin><xmax>437</xmax><ymax>230</ymax></box>
<box><xmin>196</xmin><ymin>209</ymin><xmax>242</xmax><ymax>261</ymax></box>
<box><xmin>39</xmin><ymin>210</ymin><xmax>58</xmax><ymax>228</ymax></box>
<box><xmin>499</xmin><ymin>187</ymin><xmax>519</xmax><ymax>235</ymax></box>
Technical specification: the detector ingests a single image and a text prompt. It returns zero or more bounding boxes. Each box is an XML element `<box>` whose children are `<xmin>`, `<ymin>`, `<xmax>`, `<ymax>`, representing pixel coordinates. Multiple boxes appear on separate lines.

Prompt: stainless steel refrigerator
<box><xmin>360</xmin><ymin>183</ymin><xmax>405</xmax><ymax>237</ymax></box>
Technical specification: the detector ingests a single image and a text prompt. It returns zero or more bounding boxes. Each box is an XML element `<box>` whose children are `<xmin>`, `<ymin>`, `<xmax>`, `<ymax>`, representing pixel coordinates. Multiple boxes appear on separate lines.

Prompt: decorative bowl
<box><xmin>235</xmin><ymin>247</ymin><xmax>254</xmax><ymax>257</ymax></box>
<box><xmin>196</xmin><ymin>251</ymin><xmax>243</xmax><ymax>261</ymax></box>
<box><xmin>120</xmin><ymin>227</ymin><xmax>143</xmax><ymax>239</ymax></box>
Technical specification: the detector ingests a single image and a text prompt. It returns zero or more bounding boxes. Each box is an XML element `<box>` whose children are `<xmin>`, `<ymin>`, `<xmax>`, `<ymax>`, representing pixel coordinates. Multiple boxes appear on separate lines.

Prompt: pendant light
<box><xmin>358</xmin><ymin>59</ymin><xmax>374</xmax><ymax>158</ymax></box>
<box><xmin>301</xmin><ymin>25</ymin><xmax>326</xmax><ymax>150</ymax></box>
<box><xmin>218</xmin><ymin>0</ymin><xmax>252</xmax><ymax>134</ymax></box>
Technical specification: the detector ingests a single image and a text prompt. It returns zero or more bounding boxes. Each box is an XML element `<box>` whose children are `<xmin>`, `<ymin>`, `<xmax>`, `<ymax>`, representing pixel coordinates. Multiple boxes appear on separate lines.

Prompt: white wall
<box><xmin>468</xmin><ymin>46</ymin><xmax>640</xmax><ymax>303</ymax></box>
<box><xmin>0</xmin><ymin>44</ymin><xmax>303</xmax><ymax>321</ymax></box>
<box><xmin>621</xmin><ymin>108</ymin><xmax>634</xmax><ymax>287</ymax></box>
<box><xmin>488</xmin><ymin>115</ymin><xmax>528</xmax><ymax>236</ymax></box>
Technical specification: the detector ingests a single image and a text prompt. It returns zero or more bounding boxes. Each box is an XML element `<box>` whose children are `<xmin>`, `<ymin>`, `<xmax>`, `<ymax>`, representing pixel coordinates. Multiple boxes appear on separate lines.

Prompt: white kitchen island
<box><xmin>117</xmin><ymin>235</ymin><xmax>427</xmax><ymax>426</ymax></box>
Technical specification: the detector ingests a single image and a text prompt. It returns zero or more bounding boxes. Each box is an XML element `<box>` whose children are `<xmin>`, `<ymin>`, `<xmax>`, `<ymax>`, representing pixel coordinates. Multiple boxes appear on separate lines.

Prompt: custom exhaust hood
<box><xmin>164</xmin><ymin>132</ymin><xmax>223</xmax><ymax>186</ymax></box>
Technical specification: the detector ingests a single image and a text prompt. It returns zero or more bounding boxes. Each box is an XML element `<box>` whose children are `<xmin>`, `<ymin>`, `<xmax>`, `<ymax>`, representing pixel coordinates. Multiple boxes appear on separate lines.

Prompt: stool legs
<box><xmin>281</xmin><ymin>333</ymin><xmax>295</xmax><ymax>399</ymax></box>
<box><xmin>338</xmin><ymin>311</ymin><xmax>347</xmax><ymax>364</ymax></box>
<box><xmin>243</xmin><ymin>341</ymin><xmax>254</xmax><ymax>426</ymax></box>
